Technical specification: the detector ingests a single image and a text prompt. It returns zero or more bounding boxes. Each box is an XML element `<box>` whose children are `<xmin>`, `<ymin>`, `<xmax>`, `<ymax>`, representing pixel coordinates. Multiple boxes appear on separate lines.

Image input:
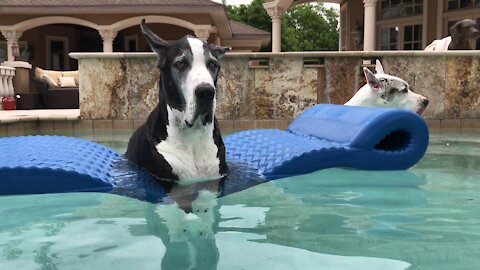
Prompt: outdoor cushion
<box><xmin>35</xmin><ymin>67</ymin><xmax>62</xmax><ymax>84</ymax></box>
<box><xmin>61</xmin><ymin>71</ymin><xmax>79</xmax><ymax>86</ymax></box>
<box><xmin>59</xmin><ymin>76</ymin><xmax>76</xmax><ymax>87</ymax></box>
<box><xmin>40</xmin><ymin>73</ymin><xmax>59</xmax><ymax>87</ymax></box>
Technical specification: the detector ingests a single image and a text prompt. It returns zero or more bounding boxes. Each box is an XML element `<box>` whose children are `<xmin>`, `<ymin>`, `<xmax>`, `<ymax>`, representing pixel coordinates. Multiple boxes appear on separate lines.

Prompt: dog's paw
<box><xmin>156</xmin><ymin>203</ymin><xmax>214</xmax><ymax>241</ymax></box>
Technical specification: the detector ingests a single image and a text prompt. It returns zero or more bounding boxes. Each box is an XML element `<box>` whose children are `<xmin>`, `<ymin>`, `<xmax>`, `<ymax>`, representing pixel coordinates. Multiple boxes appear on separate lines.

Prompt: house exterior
<box><xmin>339</xmin><ymin>0</ymin><xmax>480</xmax><ymax>51</ymax></box>
<box><xmin>261</xmin><ymin>0</ymin><xmax>479</xmax><ymax>52</ymax></box>
<box><xmin>0</xmin><ymin>0</ymin><xmax>270</xmax><ymax>71</ymax></box>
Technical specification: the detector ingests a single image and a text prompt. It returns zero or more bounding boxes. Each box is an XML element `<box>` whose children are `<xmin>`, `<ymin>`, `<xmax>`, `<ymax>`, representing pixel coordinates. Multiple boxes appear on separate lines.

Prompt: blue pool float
<box><xmin>225</xmin><ymin>104</ymin><xmax>429</xmax><ymax>179</ymax></box>
<box><xmin>0</xmin><ymin>104</ymin><xmax>428</xmax><ymax>199</ymax></box>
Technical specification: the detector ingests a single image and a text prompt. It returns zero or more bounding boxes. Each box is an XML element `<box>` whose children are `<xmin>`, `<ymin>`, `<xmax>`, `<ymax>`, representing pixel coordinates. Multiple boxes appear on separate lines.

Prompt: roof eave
<box><xmin>0</xmin><ymin>5</ymin><xmax>223</xmax><ymax>15</ymax></box>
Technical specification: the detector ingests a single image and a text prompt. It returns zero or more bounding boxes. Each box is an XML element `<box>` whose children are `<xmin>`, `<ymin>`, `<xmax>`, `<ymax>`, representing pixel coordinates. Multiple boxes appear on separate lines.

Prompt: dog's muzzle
<box><xmin>417</xmin><ymin>98</ymin><xmax>429</xmax><ymax>115</ymax></box>
<box><xmin>185</xmin><ymin>83</ymin><xmax>215</xmax><ymax>128</ymax></box>
<box><xmin>422</xmin><ymin>99</ymin><xmax>429</xmax><ymax>108</ymax></box>
<box><xmin>195</xmin><ymin>83</ymin><xmax>215</xmax><ymax>105</ymax></box>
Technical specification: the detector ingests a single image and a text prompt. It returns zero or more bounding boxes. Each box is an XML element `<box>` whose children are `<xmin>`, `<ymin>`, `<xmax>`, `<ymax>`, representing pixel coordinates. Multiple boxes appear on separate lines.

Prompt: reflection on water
<box><xmin>1</xmin><ymin>134</ymin><xmax>480</xmax><ymax>269</ymax></box>
<box><xmin>0</xmin><ymin>169</ymin><xmax>415</xmax><ymax>270</ymax></box>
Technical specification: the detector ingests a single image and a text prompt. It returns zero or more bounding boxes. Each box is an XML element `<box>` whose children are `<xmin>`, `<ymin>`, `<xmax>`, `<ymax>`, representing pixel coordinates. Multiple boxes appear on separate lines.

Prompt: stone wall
<box><xmin>71</xmin><ymin>51</ymin><xmax>480</xmax><ymax>124</ymax></box>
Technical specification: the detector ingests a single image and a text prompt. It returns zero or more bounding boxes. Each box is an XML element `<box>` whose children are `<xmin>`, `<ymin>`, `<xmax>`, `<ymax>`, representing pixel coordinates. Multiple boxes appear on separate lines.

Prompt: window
<box><xmin>403</xmin><ymin>24</ymin><xmax>422</xmax><ymax>50</ymax></box>
<box><xmin>380</xmin><ymin>27</ymin><xmax>399</xmax><ymax>50</ymax></box>
<box><xmin>447</xmin><ymin>0</ymin><xmax>480</xmax><ymax>10</ymax></box>
<box><xmin>0</xmin><ymin>43</ymin><xmax>6</xmax><ymax>63</ymax></box>
<box><xmin>380</xmin><ymin>0</ymin><xmax>423</xmax><ymax>19</ymax></box>
<box><xmin>124</xmin><ymin>35</ymin><xmax>138</xmax><ymax>52</ymax></box>
<box><xmin>379</xmin><ymin>24</ymin><xmax>422</xmax><ymax>50</ymax></box>
<box><xmin>0</xmin><ymin>41</ymin><xmax>29</xmax><ymax>62</ymax></box>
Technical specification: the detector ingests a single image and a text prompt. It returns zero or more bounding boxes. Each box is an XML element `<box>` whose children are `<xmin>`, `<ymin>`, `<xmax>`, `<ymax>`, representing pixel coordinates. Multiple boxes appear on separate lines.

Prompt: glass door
<box><xmin>46</xmin><ymin>36</ymin><xmax>69</xmax><ymax>71</ymax></box>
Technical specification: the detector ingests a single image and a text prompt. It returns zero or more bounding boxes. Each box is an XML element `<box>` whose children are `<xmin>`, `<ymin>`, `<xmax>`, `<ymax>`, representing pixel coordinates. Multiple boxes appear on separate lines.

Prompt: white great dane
<box><xmin>345</xmin><ymin>60</ymin><xmax>429</xmax><ymax>115</ymax></box>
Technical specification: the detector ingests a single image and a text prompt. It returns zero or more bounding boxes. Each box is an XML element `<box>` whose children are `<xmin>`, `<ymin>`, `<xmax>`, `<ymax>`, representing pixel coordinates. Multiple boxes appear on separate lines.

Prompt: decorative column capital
<box><xmin>194</xmin><ymin>28</ymin><xmax>211</xmax><ymax>42</ymax></box>
<box><xmin>363</xmin><ymin>0</ymin><xmax>378</xmax><ymax>8</ymax></box>
<box><xmin>265</xmin><ymin>6</ymin><xmax>285</xmax><ymax>20</ymax></box>
<box><xmin>98</xmin><ymin>29</ymin><xmax>118</xmax><ymax>42</ymax></box>
<box><xmin>0</xmin><ymin>29</ymin><xmax>23</xmax><ymax>43</ymax></box>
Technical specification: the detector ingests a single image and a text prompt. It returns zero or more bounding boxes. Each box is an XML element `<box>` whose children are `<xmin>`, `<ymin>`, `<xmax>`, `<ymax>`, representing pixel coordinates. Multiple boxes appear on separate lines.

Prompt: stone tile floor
<box><xmin>0</xmin><ymin>109</ymin><xmax>80</xmax><ymax>123</ymax></box>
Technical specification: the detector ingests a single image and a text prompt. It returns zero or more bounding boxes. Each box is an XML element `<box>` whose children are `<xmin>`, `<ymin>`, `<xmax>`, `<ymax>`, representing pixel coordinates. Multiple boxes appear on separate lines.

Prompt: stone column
<box><xmin>1</xmin><ymin>69</ymin><xmax>10</xmax><ymax>97</ymax></box>
<box><xmin>363</xmin><ymin>0</ymin><xmax>378</xmax><ymax>51</ymax></box>
<box><xmin>194</xmin><ymin>29</ymin><xmax>211</xmax><ymax>42</ymax></box>
<box><xmin>98</xmin><ymin>29</ymin><xmax>118</xmax><ymax>53</ymax></box>
<box><xmin>0</xmin><ymin>30</ymin><xmax>23</xmax><ymax>62</ymax></box>
<box><xmin>265</xmin><ymin>6</ymin><xmax>285</xmax><ymax>52</ymax></box>
<box><xmin>0</xmin><ymin>68</ymin><xmax>5</xmax><ymax>98</ymax></box>
<box><xmin>7</xmin><ymin>68</ymin><xmax>15</xmax><ymax>97</ymax></box>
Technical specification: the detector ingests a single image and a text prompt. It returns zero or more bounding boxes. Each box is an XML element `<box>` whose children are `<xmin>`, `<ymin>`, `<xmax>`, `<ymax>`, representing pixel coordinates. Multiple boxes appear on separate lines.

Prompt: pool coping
<box><xmin>0</xmin><ymin>109</ymin><xmax>80</xmax><ymax>123</ymax></box>
<box><xmin>0</xmin><ymin>113</ymin><xmax>478</xmax><ymax>139</ymax></box>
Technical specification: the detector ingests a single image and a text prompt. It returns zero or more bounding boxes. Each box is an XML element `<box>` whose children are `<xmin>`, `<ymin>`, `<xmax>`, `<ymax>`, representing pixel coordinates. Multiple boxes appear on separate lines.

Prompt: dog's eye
<box><xmin>174</xmin><ymin>59</ymin><xmax>187</xmax><ymax>70</ymax></box>
<box><xmin>207</xmin><ymin>60</ymin><xmax>218</xmax><ymax>70</ymax></box>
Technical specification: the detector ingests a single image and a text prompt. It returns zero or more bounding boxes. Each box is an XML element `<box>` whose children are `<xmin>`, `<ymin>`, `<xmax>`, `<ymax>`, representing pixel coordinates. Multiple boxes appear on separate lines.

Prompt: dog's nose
<box><xmin>195</xmin><ymin>84</ymin><xmax>215</xmax><ymax>103</ymax></box>
<box><xmin>422</xmin><ymin>99</ymin><xmax>429</xmax><ymax>107</ymax></box>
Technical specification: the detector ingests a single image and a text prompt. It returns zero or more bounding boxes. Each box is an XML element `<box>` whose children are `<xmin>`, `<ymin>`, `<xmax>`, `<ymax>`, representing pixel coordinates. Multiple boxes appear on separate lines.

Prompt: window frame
<box><xmin>339</xmin><ymin>3</ymin><xmax>348</xmax><ymax>51</ymax></box>
<box><xmin>379</xmin><ymin>0</ymin><xmax>424</xmax><ymax>20</ymax></box>
<box><xmin>124</xmin><ymin>34</ymin><xmax>139</xmax><ymax>52</ymax></box>
<box><xmin>445</xmin><ymin>0</ymin><xmax>480</xmax><ymax>11</ymax></box>
<box><xmin>377</xmin><ymin>15</ymin><xmax>424</xmax><ymax>50</ymax></box>
<box><xmin>46</xmin><ymin>35</ymin><xmax>70</xmax><ymax>71</ymax></box>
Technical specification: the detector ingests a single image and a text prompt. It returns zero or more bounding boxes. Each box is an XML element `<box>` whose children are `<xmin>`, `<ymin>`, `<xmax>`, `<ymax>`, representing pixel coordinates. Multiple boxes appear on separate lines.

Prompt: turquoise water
<box><xmin>1</xmin><ymin>133</ymin><xmax>480</xmax><ymax>269</ymax></box>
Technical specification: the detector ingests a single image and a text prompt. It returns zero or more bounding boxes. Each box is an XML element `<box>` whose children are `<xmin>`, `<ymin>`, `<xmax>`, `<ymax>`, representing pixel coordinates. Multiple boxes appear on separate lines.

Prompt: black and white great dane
<box><xmin>126</xmin><ymin>19</ymin><xmax>230</xmax><ymax>182</ymax></box>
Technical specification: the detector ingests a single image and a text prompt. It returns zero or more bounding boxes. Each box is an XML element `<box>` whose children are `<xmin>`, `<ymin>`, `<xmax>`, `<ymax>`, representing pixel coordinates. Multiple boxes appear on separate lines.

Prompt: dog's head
<box><xmin>450</xmin><ymin>19</ymin><xmax>480</xmax><ymax>41</ymax></box>
<box><xmin>363</xmin><ymin>60</ymin><xmax>429</xmax><ymax>115</ymax></box>
<box><xmin>141</xmin><ymin>19</ymin><xmax>231</xmax><ymax>128</ymax></box>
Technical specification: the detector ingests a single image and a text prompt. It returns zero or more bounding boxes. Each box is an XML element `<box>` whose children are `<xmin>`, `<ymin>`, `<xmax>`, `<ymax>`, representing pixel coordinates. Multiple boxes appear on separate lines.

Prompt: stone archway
<box><xmin>1</xmin><ymin>16</ymin><xmax>100</xmax><ymax>62</ymax></box>
<box><xmin>109</xmin><ymin>15</ymin><xmax>216</xmax><ymax>42</ymax></box>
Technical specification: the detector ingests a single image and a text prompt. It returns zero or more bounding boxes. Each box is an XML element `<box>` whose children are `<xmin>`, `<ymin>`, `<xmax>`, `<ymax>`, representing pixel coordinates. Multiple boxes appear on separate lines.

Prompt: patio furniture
<box><xmin>33</xmin><ymin>67</ymin><xmax>79</xmax><ymax>109</ymax></box>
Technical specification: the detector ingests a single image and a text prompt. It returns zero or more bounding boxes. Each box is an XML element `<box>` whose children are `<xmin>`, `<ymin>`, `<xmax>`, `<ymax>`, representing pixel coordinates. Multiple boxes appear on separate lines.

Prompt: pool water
<box><xmin>1</xmin><ymin>133</ymin><xmax>479</xmax><ymax>269</ymax></box>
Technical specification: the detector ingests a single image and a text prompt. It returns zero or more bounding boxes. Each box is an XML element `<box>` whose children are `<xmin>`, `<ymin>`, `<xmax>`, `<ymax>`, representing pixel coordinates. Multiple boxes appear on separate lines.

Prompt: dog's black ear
<box><xmin>363</xmin><ymin>67</ymin><xmax>382</xmax><ymax>92</ymax></box>
<box><xmin>450</xmin><ymin>20</ymin><xmax>464</xmax><ymax>39</ymax></box>
<box><xmin>209</xmin><ymin>44</ymin><xmax>231</xmax><ymax>60</ymax></box>
<box><xmin>140</xmin><ymin>19</ymin><xmax>169</xmax><ymax>67</ymax></box>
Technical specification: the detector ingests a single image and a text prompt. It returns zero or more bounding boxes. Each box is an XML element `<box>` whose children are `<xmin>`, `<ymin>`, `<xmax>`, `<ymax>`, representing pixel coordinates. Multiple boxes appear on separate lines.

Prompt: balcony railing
<box><xmin>0</xmin><ymin>65</ymin><xmax>15</xmax><ymax>102</ymax></box>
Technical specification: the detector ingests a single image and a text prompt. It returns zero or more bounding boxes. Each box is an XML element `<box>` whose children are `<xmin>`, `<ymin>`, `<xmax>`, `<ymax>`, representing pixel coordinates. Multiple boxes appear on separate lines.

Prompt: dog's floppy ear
<box><xmin>375</xmin><ymin>59</ymin><xmax>385</xmax><ymax>75</ymax></box>
<box><xmin>450</xmin><ymin>20</ymin><xmax>464</xmax><ymax>39</ymax></box>
<box><xmin>140</xmin><ymin>19</ymin><xmax>169</xmax><ymax>67</ymax></box>
<box><xmin>363</xmin><ymin>67</ymin><xmax>382</xmax><ymax>92</ymax></box>
<box><xmin>209</xmin><ymin>44</ymin><xmax>231</xmax><ymax>60</ymax></box>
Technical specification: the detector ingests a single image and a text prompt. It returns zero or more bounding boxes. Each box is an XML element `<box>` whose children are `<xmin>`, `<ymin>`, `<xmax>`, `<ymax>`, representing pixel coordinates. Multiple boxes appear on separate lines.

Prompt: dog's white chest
<box><xmin>155</xmin><ymin>126</ymin><xmax>220</xmax><ymax>180</ymax></box>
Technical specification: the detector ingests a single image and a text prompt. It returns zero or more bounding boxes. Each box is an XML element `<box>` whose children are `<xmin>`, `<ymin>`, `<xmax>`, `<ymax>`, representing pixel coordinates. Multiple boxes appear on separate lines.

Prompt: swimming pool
<box><xmin>0</xmin><ymin>132</ymin><xmax>479</xmax><ymax>269</ymax></box>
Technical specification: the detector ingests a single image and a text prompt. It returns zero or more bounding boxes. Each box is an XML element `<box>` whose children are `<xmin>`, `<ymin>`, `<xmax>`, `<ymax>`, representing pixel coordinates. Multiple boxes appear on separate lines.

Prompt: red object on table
<box><xmin>2</xmin><ymin>97</ymin><xmax>16</xmax><ymax>110</ymax></box>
